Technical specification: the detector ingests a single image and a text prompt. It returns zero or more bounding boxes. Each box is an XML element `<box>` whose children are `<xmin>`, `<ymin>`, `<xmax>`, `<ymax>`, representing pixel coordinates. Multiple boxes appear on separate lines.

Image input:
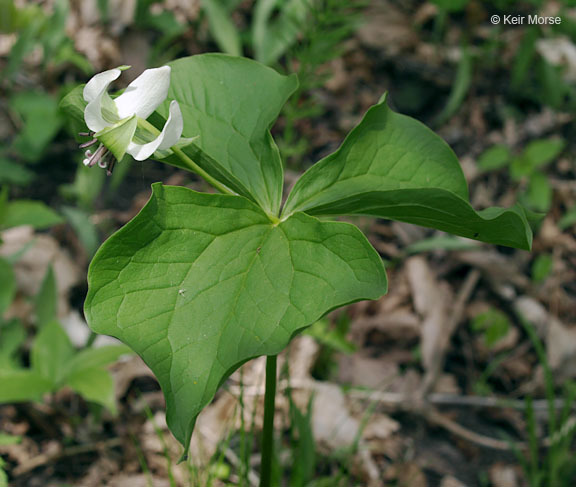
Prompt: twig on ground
<box><xmin>12</xmin><ymin>438</ymin><xmax>123</xmax><ymax>476</ymax></box>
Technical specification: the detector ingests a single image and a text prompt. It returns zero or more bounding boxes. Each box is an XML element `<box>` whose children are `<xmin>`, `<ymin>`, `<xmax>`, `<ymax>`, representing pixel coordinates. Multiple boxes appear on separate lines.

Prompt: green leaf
<box><xmin>523</xmin><ymin>172</ymin><xmax>552</xmax><ymax>212</ymax></box>
<box><xmin>31</xmin><ymin>321</ymin><xmax>74</xmax><ymax>386</ymax></box>
<box><xmin>405</xmin><ymin>235</ymin><xmax>478</xmax><ymax>254</ymax></box>
<box><xmin>10</xmin><ymin>91</ymin><xmax>63</xmax><ymax>162</ymax></box>
<box><xmin>252</xmin><ymin>0</ymin><xmax>311</xmax><ymax>66</ymax></box>
<box><xmin>157</xmin><ymin>54</ymin><xmax>298</xmax><ymax>216</ymax></box>
<box><xmin>0</xmin><ymin>257</ymin><xmax>15</xmax><ymax>316</ymax></box>
<box><xmin>523</xmin><ymin>138</ymin><xmax>565</xmax><ymax>168</ymax></box>
<box><xmin>66</xmin><ymin>367</ymin><xmax>116</xmax><ymax>413</ymax></box>
<box><xmin>0</xmin><ymin>320</ymin><xmax>26</xmax><ymax>370</ymax></box>
<box><xmin>471</xmin><ymin>308</ymin><xmax>511</xmax><ymax>348</ymax></box>
<box><xmin>511</xmin><ymin>138</ymin><xmax>565</xmax><ymax>180</ymax></box>
<box><xmin>304</xmin><ymin>319</ymin><xmax>355</xmax><ymax>354</ymax></box>
<box><xmin>477</xmin><ymin>144</ymin><xmax>511</xmax><ymax>171</ymax></box>
<box><xmin>433</xmin><ymin>45</ymin><xmax>472</xmax><ymax>126</ymax></box>
<box><xmin>531</xmin><ymin>254</ymin><xmax>553</xmax><ymax>283</ymax></box>
<box><xmin>558</xmin><ymin>205</ymin><xmax>576</xmax><ymax>230</ymax></box>
<box><xmin>0</xmin><ymin>157</ymin><xmax>34</xmax><ymax>185</ymax></box>
<box><xmin>0</xmin><ymin>0</ymin><xmax>18</xmax><ymax>33</ymax></box>
<box><xmin>85</xmin><ymin>184</ymin><xmax>386</xmax><ymax>453</ymax></box>
<box><xmin>59</xmin><ymin>84</ymin><xmax>88</xmax><ymax>136</ymax></box>
<box><xmin>66</xmin><ymin>344</ymin><xmax>132</xmax><ymax>373</ymax></box>
<box><xmin>2</xmin><ymin>200</ymin><xmax>63</xmax><ymax>229</ymax></box>
<box><xmin>61</xmin><ymin>206</ymin><xmax>100</xmax><ymax>257</ymax></box>
<box><xmin>35</xmin><ymin>266</ymin><xmax>58</xmax><ymax>328</ymax></box>
<box><xmin>0</xmin><ymin>433</ymin><xmax>21</xmax><ymax>446</ymax></box>
<box><xmin>431</xmin><ymin>0</ymin><xmax>469</xmax><ymax>12</ymax></box>
<box><xmin>0</xmin><ymin>370</ymin><xmax>53</xmax><ymax>403</ymax></box>
<box><xmin>202</xmin><ymin>0</ymin><xmax>241</xmax><ymax>56</ymax></box>
<box><xmin>282</xmin><ymin>99</ymin><xmax>533</xmax><ymax>250</ymax></box>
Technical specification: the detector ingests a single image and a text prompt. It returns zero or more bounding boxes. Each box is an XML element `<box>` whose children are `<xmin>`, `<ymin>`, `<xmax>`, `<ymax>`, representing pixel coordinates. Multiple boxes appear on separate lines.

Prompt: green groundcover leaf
<box><xmin>282</xmin><ymin>99</ymin><xmax>532</xmax><ymax>250</ymax></box>
<box><xmin>2</xmin><ymin>200</ymin><xmax>63</xmax><ymax>230</ymax></box>
<box><xmin>157</xmin><ymin>54</ymin><xmax>298</xmax><ymax>216</ymax></box>
<box><xmin>0</xmin><ymin>370</ymin><xmax>53</xmax><ymax>403</ymax></box>
<box><xmin>85</xmin><ymin>184</ymin><xmax>386</xmax><ymax>454</ymax></box>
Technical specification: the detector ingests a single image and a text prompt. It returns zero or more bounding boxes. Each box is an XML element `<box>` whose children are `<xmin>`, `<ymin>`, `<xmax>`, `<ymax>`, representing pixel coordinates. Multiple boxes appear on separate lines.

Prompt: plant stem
<box><xmin>172</xmin><ymin>146</ymin><xmax>236</xmax><ymax>196</ymax></box>
<box><xmin>136</xmin><ymin>117</ymin><xmax>235</xmax><ymax>196</ymax></box>
<box><xmin>260</xmin><ymin>355</ymin><xmax>277</xmax><ymax>487</ymax></box>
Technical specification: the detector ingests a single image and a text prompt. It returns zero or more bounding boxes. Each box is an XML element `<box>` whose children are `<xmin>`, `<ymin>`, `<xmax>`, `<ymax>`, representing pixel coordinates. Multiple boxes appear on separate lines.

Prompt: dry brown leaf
<box><xmin>406</xmin><ymin>257</ymin><xmax>453</xmax><ymax>386</ymax></box>
<box><xmin>0</xmin><ymin>226</ymin><xmax>81</xmax><ymax>322</ymax></box>
<box><xmin>547</xmin><ymin>316</ymin><xmax>576</xmax><ymax>381</ymax></box>
<box><xmin>357</xmin><ymin>2</ymin><xmax>418</xmax><ymax>54</ymax></box>
<box><xmin>440</xmin><ymin>475</ymin><xmax>468</xmax><ymax>487</ymax></box>
<box><xmin>107</xmin><ymin>474</ymin><xmax>171</xmax><ymax>487</ymax></box>
<box><xmin>337</xmin><ymin>354</ymin><xmax>401</xmax><ymax>390</ymax></box>
<box><xmin>536</xmin><ymin>36</ymin><xmax>576</xmax><ymax>82</ymax></box>
<box><xmin>384</xmin><ymin>462</ymin><xmax>427</xmax><ymax>487</ymax></box>
<box><xmin>489</xmin><ymin>463</ymin><xmax>519</xmax><ymax>487</ymax></box>
<box><xmin>363</xmin><ymin>413</ymin><xmax>400</xmax><ymax>441</ymax></box>
<box><xmin>311</xmin><ymin>382</ymin><xmax>360</xmax><ymax>451</ymax></box>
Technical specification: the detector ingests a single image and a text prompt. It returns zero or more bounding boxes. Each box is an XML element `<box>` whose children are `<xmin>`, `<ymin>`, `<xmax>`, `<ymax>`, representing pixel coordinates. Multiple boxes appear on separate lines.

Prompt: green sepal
<box><xmin>96</xmin><ymin>115</ymin><xmax>137</xmax><ymax>161</ymax></box>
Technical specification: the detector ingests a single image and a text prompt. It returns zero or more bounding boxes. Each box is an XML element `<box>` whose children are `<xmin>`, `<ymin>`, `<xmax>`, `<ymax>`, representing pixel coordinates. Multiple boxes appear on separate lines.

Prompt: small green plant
<box><xmin>62</xmin><ymin>54</ymin><xmax>534</xmax><ymax>485</ymax></box>
<box><xmin>472</xmin><ymin>307</ymin><xmax>512</xmax><ymax>348</ymax></box>
<box><xmin>478</xmin><ymin>137</ymin><xmax>565</xmax><ymax>212</ymax></box>
<box><xmin>0</xmin><ymin>265</ymin><xmax>131</xmax><ymax>412</ymax></box>
<box><xmin>516</xmin><ymin>320</ymin><xmax>576</xmax><ymax>487</ymax></box>
<box><xmin>200</xmin><ymin>0</ymin><xmax>312</xmax><ymax>66</ymax></box>
<box><xmin>469</xmin><ymin>307</ymin><xmax>513</xmax><ymax>395</ymax></box>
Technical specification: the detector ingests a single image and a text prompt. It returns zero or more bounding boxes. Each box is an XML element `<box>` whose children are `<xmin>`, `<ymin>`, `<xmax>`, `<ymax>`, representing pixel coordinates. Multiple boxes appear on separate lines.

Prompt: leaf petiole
<box><xmin>137</xmin><ymin>117</ymin><xmax>237</xmax><ymax>197</ymax></box>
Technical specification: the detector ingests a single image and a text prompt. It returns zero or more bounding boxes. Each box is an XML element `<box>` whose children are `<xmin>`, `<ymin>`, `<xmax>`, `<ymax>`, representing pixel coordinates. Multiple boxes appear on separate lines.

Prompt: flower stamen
<box><xmin>79</xmin><ymin>138</ymin><xmax>98</xmax><ymax>149</ymax></box>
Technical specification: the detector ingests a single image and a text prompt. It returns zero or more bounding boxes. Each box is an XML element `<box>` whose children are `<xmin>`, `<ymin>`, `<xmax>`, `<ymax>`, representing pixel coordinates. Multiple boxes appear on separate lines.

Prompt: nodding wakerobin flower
<box><xmin>79</xmin><ymin>65</ymin><xmax>183</xmax><ymax>174</ymax></box>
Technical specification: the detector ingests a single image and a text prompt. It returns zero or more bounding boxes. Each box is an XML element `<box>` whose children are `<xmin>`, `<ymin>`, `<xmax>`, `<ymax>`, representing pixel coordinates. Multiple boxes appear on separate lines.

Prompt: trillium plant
<box><xmin>62</xmin><ymin>54</ymin><xmax>534</xmax><ymax>485</ymax></box>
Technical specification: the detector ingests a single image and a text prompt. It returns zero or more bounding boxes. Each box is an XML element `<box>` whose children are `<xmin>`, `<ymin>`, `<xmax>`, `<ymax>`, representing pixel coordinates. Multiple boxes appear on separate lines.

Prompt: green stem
<box><xmin>260</xmin><ymin>355</ymin><xmax>277</xmax><ymax>487</ymax></box>
<box><xmin>136</xmin><ymin>117</ymin><xmax>235</xmax><ymax>196</ymax></box>
<box><xmin>172</xmin><ymin>146</ymin><xmax>235</xmax><ymax>196</ymax></box>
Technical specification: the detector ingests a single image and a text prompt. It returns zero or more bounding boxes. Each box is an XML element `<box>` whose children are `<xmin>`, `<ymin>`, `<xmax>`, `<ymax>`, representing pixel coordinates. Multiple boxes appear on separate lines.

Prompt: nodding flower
<box><xmin>79</xmin><ymin>65</ymin><xmax>184</xmax><ymax>174</ymax></box>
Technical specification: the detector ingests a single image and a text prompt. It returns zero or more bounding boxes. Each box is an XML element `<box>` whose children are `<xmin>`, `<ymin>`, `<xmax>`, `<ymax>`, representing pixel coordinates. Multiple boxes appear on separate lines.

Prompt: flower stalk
<box><xmin>260</xmin><ymin>355</ymin><xmax>277</xmax><ymax>487</ymax></box>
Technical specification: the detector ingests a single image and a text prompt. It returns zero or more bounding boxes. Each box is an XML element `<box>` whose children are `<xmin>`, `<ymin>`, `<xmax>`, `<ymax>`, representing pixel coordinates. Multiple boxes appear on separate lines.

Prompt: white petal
<box><xmin>126</xmin><ymin>100</ymin><xmax>183</xmax><ymax>161</ymax></box>
<box><xmin>114</xmin><ymin>66</ymin><xmax>171</xmax><ymax>120</ymax></box>
<box><xmin>84</xmin><ymin>97</ymin><xmax>110</xmax><ymax>132</ymax></box>
<box><xmin>83</xmin><ymin>68</ymin><xmax>122</xmax><ymax>102</ymax></box>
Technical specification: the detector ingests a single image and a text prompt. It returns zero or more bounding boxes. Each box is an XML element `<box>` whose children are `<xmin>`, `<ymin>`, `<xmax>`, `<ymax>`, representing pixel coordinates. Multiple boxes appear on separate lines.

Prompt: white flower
<box><xmin>81</xmin><ymin>65</ymin><xmax>184</xmax><ymax>169</ymax></box>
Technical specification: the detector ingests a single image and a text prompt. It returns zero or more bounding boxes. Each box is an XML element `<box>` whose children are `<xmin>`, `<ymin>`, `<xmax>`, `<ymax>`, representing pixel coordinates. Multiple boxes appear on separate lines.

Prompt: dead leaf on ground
<box><xmin>0</xmin><ymin>226</ymin><xmax>81</xmax><ymax>323</ymax></box>
<box><xmin>406</xmin><ymin>256</ymin><xmax>454</xmax><ymax>394</ymax></box>
<box><xmin>311</xmin><ymin>382</ymin><xmax>359</xmax><ymax>451</ymax></box>
<box><xmin>440</xmin><ymin>475</ymin><xmax>468</xmax><ymax>487</ymax></box>
<box><xmin>489</xmin><ymin>463</ymin><xmax>520</xmax><ymax>487</ymax></box>
<box><xmin>357</xmin><ymin>1</ymin><xmax>418</xmax><ymax>54</ymax></box>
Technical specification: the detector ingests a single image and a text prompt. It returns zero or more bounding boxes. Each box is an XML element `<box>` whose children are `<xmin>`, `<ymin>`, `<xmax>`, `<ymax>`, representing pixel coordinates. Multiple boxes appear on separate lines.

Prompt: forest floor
<box><xmin>1</xmin><ymin>1</ymin><xmax>575</xmax><ymax>486</ymax></box>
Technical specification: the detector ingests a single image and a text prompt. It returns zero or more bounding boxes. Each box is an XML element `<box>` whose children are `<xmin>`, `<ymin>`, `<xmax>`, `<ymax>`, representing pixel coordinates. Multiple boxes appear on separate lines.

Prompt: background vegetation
<box><xmin>0</xmin><ymin>0</ymin><xmax>575</xmax><ymax>486</ymax></box>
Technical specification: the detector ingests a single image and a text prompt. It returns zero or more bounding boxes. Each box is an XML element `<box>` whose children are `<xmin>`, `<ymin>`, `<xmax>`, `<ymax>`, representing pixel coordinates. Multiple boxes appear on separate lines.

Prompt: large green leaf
<box><xmin>85</xmin><ymin>184</ymin><xmax>386</xmax><ymax>453</ymax></box>
<box><xmin>157</xmin><ymin>54</ymin><xmax>298</xmax><ymax>216</ymax></box>
<box><xmin>282</xmin><ymin>99</ymin><xmax>532</xmax><ymax>250</ymax></box>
